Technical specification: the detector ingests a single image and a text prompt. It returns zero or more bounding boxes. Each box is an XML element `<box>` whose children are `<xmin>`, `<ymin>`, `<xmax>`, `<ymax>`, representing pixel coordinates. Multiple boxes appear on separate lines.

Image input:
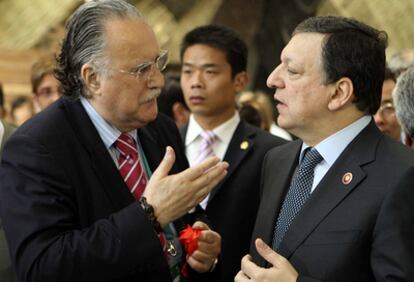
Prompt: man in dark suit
<box><xmin>236</xmin><ymin>16</ymin><xmax>414</xmax><ymax>282</ymax></box>
<box><xmin>0</xmin><ymin>1</ymin><xmax>228</xmax><ymax>282</ymax></box>
<box><xmin>179</xmin><ymin>25</ymin><xmax>286</xmax><ymax>282</ymax></box>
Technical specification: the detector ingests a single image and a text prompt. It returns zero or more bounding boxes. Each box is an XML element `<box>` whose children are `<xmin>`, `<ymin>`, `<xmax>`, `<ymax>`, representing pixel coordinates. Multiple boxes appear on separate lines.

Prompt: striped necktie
<box><xmin>115</xmin><ymin>134</ymin><xmax>148</xmax><ymax>199</ymax></box>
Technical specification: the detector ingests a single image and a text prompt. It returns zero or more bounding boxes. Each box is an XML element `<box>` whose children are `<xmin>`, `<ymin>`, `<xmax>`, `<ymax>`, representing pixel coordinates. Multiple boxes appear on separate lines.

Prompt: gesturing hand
<box><xmin>143</xmin><ymin>146</ymin><xmax>228</xmax><ymax>226</ymax></box>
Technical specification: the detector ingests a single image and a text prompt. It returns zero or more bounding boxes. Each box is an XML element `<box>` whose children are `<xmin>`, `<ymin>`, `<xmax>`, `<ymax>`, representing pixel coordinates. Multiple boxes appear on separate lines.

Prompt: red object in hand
<box><xmin>179</xmin><ymin>225</ymin><xmax>203</xmax><ymax>255</ymax></box>
<box><xmin>179</xmin><ymin>225</ymin><xmax>203</xmax><ymax>277</ymax></box>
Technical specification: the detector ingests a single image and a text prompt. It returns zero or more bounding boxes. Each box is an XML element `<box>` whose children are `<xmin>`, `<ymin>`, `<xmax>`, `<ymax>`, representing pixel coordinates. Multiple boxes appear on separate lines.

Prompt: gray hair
<box><xmin>393</xmin><ymin>66</ymin><xmax>414</xmax><ymax>138</ymax></box>
<box><xmin>55</xmin><ymin>0</ymin><xmax>143</xmax><ymax>99</ymax></box>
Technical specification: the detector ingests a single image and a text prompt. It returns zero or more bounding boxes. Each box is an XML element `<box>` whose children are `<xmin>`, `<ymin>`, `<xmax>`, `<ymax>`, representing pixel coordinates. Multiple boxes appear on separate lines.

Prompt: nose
<box><xmin>266</xmin><ymin>64</ymin><xmax>284</xmax><ymax>90</ymax></box>
<box><xmin>147</xmin><ymin>67</ymin><xmax>165</xmax><ymax>89</ymax></box>
<box><xmin>374</xmin><ymin>110</ymin><xmax>385</xmax><ymax>126</ymax></box>
<box><xmin>190</xmin><ymin>70</ymin><xmax>203</xmax><ymax>89</ymax></box>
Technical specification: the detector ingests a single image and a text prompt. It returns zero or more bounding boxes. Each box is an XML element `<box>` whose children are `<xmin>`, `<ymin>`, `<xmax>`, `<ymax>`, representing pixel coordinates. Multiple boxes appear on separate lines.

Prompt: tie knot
<box><xmin>300</xmin><ymin>148</ymin><xmax>323</xmax><ymax>171</ymax></box>
<box><xmin>115</xmin><ymin>134</ymin><xmax>138</xmax><ymax>157</ymax></box>
<box><xmin>200</xmin><ymin>130</ymin><xmax>215</xmax><ymax>145</ymax></box>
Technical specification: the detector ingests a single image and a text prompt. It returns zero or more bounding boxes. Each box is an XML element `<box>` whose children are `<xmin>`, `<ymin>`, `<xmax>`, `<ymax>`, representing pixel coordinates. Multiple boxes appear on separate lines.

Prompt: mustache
<box><xmin>140</xmin><ymin>89</ymin><xmax>161</xmax><ymax>104</ymax></box>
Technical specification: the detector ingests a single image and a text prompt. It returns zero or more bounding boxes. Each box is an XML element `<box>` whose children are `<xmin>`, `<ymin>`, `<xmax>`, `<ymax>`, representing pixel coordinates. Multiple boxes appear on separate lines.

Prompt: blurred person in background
<box><xmin>373</xmin><ymin>66</ymin><xmax>402</xmax><ymax>141</ymax></box>
<box><xmin>0</xmin><ymin>83</ymin><xmax>16</xmax><ymax>155</ymax></box>
<box><xmin>31</xmin><ymin>56</ymin><xmax>62</xmax><ymax>112</ymax></box>
<box><xmin>0</xmin><ymin>82</ymin><xmax>15</xmax><ymax>282</ymax></box>
<box><xmin>157</xmin><ymin>71</ymin><xmax>190</xmax><ymax>128</ymax></box>
<box><xmin>238</xmin><ymin>91</ymin><xmax>292</xmax><ymax>140</ymax></box>
<box><xmin>393</xmin><ymin>66</ymin><xmax>414</xmax><ymax>148</ymax></box>
<box><xmin>10</xmin><ymin>96</ymin><xmax>35</xmax><ymax>127</ymax></box>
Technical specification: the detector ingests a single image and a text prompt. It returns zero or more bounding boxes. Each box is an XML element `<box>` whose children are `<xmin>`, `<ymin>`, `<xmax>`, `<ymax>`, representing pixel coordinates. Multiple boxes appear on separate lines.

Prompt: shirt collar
<box><xmin>300</xmin><ymin>115</ymin><xmax>371</xmax><ymax>165</ymax></box>
<box><xmin>185</xmin><ymin>111</ymin><xmax>240</xmax><ymax>146</ymax></box>
<box><xmin>80</xmin><ymin>97</ymin><xmax>137</xmax><ymax>148</ymax></box>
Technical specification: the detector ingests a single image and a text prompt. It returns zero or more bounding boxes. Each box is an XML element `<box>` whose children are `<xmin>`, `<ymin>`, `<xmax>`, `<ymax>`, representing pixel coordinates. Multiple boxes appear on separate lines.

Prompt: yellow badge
<box><xmin>240</xmin><ymin>141</ymin><xmax>249</xmax><ymax>150</ymax></box>
<box><xmin>342</xmin><ymin>172</ymin><xmax>353</xmax><ymax>185</ymax></box>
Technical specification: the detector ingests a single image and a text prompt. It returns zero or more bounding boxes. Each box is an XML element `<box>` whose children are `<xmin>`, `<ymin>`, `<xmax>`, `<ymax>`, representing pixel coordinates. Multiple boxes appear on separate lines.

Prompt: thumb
<box><xmin>255</xmin><ymin>238</ymin><xmax>282</xmax><ymax>267</ymax></box>
<box><xmin>151</xmin><ymin>146</ymin><xmax>175</xmax><ymax>180</ymax></box>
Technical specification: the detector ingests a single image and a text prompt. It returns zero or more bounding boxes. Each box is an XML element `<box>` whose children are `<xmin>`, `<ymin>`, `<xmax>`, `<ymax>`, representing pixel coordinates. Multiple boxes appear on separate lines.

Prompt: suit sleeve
<box><xmin>370</xmin><ymin>165</ymin><xmax>414</xmax><ymax>281</ymax></box>
<box><xmin>0</xmin><ymin>134</ymin><xmax>169</xmax><ymax>282</ymax></box>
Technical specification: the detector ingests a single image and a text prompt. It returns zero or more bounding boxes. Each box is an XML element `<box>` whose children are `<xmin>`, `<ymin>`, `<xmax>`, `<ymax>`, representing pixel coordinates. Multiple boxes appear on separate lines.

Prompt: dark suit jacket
<box><xmin>0</xmin><ymin>97</ymin><xmax>212</xmax><ymax>282</ymax></box>
<box><xmin>181</xmin><ymin>121</ymin><xmax>286</xmax><ymax>282</ymax></box>
<box><xmin>251</xmin><ymin>121</ymin><xmax>414</xmax><ymax>282</ymax></box>
<box><xmin>0</xmin><ymin>120</ymin><xmax>16</xmax><ymax>156</ymax></box>
<box><xmin>0</xmin><ymin>121</ymin><xmax>17</xmax><ymax>282</ymax></box>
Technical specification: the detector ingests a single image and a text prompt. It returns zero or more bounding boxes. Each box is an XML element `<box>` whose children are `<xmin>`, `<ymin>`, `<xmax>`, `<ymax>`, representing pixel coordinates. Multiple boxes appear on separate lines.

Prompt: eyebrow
<box><xmin>182</xmin><ymin>62</ymin><xmax>221</xmax><ymax>69</ymax></box>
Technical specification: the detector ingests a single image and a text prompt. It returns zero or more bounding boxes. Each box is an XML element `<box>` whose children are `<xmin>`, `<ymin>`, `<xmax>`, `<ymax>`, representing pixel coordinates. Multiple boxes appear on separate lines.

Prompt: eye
<box><xmin>287</xmin><ymin>68</ymin><xmax>298</xmax><ymax>75</ymax></box>
<box><xmin>182</xmin><ymin>68</ymin><xmax>193</xmax><ymax>75</ymax></box>
<box><xmin>205</xmin><ymin>69</ymin><xmax>218</xmax><ymax>74</ymax></box>
<box><xmin>136</xmin><ymin>62</ymin><xmax>153</xmax><ymax>75</ymax></box>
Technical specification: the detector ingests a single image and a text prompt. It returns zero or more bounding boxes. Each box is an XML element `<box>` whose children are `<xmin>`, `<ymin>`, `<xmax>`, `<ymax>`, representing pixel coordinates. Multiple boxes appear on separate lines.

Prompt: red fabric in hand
<box><xmin>179</xmin><ymin>225</ymin><xmax>203</xmax><ymax>277</ymax></box>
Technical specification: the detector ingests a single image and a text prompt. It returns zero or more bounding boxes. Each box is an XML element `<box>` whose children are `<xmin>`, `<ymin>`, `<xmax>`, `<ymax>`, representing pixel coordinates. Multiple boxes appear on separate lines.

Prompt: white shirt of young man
<box><xmin>185</xmin><ymin>112</ymin><xmax>240</xmax><ymax>208</ymax></box>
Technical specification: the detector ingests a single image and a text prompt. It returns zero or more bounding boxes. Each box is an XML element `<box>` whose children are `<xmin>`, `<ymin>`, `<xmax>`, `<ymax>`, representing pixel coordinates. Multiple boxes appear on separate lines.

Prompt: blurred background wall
<box><xmin>1</xmin><ymin>0</ymin><xmax>413</xmax><ymax>105</ymax></box>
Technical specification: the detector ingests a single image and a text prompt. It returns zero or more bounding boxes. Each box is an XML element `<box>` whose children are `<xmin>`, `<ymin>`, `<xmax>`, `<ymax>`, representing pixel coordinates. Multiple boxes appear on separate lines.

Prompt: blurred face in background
<box><xmin>34</xmin><ymin>74</ymin><xmax>62</xmax><ymax>111</ymax></box>
<box><xmin>374</xmin><ymin>79</ymin><xmax>401</xmax><ymax>140</ymax></box>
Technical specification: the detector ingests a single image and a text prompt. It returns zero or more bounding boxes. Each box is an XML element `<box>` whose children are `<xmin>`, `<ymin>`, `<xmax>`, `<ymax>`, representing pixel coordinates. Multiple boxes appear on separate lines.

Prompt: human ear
<box><xmin>327</xmin><ymin>77</ymin><xmax>354</xmax><ymax>111</ymax></box>
<box><xmin>233</xmin><ymin>71</ymin><xmax>249</xmax><ymax>93</ymax></box>
<box><xmin>80</xmin><ymin>64</ymin><xmax>101</xmax><ymax>95</ymax></box>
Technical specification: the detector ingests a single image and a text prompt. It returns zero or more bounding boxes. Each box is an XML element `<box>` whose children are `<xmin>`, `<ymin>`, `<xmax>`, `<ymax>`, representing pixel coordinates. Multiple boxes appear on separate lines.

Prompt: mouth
<box><xmin>189</xmin><ymin>95</ymin><xmax>206</xmax><ymax>105</ymax></box>
<box><xmin>139</xmin><ymin>89</ymin><xmax>161</xmax><ymax>105</ymax></box>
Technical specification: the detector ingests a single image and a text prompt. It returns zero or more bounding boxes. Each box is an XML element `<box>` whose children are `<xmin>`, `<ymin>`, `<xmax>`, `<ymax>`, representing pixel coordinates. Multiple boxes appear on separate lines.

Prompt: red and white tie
<box><xmin>115</xmin><ymin>134</ymin><xmax>148</xmax><ymax>199</ymax></box>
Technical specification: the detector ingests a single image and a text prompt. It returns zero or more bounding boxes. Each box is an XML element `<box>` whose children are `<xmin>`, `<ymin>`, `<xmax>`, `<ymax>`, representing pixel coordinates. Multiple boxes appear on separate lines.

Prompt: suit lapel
<box><xmin>278</xmin><ymin>122</ymin><xmax>380</xmax><ymax>258</ymax></box>
<box><xmin>138</xmin><ymin>125</ymin><xmax>162</xmax><ymax>173</ymax></box>
<box><xmin>208</xmin><ymin>121</ymin><xmax>254</xmax><ymax>203</ymax></box>
<box><xmin>259</xmin><ymin>142</ymin><xmax>302</xmax><ymax>244</ymax></box>
<box><xmin>252</xmin><ymin>140</ymin><xmax>301</xmax><ymax>267</ymax></box>
<box><xmin>62</xmin><ymin>98</ymin><xmax>134</xmax><ymax>211</ymax></box>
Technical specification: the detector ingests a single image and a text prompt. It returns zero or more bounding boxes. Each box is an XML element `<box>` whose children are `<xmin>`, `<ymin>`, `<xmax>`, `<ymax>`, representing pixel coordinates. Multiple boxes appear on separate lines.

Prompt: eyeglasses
<box><xmin>377</xmin><ymin>101</ymin><xmax>395</xmax><ymax>116</ymax></box>
<box><xmin>114</xmin><ymin>50</ymin><xmax>168</xmax><ymax>80</ymax></box>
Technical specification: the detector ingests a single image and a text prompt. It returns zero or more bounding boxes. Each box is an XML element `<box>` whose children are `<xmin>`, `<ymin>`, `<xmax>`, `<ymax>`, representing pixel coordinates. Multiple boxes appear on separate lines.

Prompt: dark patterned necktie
<box><xmin>272</xmin><ymin>148</ymin><xmax>323</xmax><ymax>249</ymax></box>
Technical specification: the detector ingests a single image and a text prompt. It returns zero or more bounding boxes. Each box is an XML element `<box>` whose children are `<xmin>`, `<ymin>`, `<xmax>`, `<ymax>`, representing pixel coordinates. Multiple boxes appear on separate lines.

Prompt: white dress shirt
<box><xmin>299</xmin><ymin>115</ymin><xmax>372</xmax><ymax>192</ymax></box>
<box><xmin>185</xmin><ymin>112</ymin><xmax>240</xmax><ymax>166</ymax></box>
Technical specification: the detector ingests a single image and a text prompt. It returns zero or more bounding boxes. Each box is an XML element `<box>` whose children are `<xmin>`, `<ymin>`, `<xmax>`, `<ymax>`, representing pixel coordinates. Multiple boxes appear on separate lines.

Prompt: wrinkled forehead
<box><xmin>104</xmin><ymin>18</ymin><xmax>160</xmax><ymax>64</ymax></box>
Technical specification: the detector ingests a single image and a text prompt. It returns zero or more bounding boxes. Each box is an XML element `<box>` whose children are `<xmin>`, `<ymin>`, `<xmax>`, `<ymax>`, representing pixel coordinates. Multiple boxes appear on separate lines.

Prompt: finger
<box><xmin>235</xmin><ymin>270</ymin><xmax>250</xmax><ymax>282</ymax></box>
<box><xmin>192</xmin><ymin>221</ymin><xmax>209</xmax><ymax>230</ymax></box>
<box><xmin>192</xmin><ymin>162</ymin><xmax>228</xmax><ymax>198</ymax></box>
<box><xmin>187</xmin><ymin>254</ymin><xmax>210</xmax><ymax>273</ymax></box>
<box><xmin>188</xmin><ymin>249</ymin><xmax>212</xmax><ymax>263</ymax></box>
<box><xmin>198</xmin><ymin>229</ymin><xmax>220</xmax><ymax>245</ymax></box>
<box><xmin>255</xmin><ymin>238</ymin><xmax>285</xmax><ymax>268</ymax></box>
<box><xmin>150</xmin><ymin>146</ymin><xmax>175</xmax><ymax>180</ymax></box>
<box><xmin>180</xmin><ymin>156</ymin><xmax>223</xmax><ymax>180</ymax></box>
<box><xmin>240</xmin><ymin>254</ymin><xmax>262</xmax><ymax>279</ymax></box>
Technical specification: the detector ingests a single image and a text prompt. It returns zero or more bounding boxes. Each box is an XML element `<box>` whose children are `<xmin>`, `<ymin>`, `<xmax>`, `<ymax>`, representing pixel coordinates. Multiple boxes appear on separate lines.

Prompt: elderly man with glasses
<box><xmin>0</xmin><ymin>1</ymin><xmax>228</xmax><ymax>282</ymax></box>
<box><xmin>393</xmin><ymin>66</ymin><xmax>414</xmax><ymax>149</ymax></box>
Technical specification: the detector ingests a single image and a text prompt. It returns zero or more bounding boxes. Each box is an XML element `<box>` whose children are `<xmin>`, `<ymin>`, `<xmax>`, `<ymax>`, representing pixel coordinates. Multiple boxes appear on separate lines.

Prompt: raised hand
<box><xmin>143</xmin><ymin>146</ymin><xmax>228</xmax><ymax>226</ymax></box>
